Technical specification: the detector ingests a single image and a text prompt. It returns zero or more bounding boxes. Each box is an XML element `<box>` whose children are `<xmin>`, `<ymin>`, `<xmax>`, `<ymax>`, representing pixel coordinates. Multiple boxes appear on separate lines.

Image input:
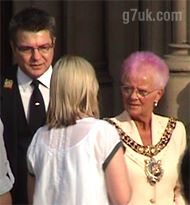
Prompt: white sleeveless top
<box><xmin>27</xmin><ymin>117</ymin><xmax>122</xmax><ymax>205</ymax></box>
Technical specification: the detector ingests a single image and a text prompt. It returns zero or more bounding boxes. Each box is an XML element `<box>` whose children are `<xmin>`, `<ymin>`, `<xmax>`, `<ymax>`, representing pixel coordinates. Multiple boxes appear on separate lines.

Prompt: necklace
<box><xmin>105</xmin><ymin>117</ymin><xmax>176</xmax><ymax>185</ymax></box>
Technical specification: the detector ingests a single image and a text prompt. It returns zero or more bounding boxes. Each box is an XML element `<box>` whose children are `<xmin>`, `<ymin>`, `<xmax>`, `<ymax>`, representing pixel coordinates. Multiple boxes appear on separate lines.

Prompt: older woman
<box><xmin>106</xmin><ymin>51</ymin><xmax>186</xmax><ymax>205</ymax></box>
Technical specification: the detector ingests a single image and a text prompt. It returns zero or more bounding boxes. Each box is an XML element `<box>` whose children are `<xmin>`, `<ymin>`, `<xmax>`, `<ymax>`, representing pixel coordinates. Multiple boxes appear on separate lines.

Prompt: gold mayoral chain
<box><xmin>105</xmin><ymin>117</ymin><xmax>176</xmax><ymax>186</ymax></box>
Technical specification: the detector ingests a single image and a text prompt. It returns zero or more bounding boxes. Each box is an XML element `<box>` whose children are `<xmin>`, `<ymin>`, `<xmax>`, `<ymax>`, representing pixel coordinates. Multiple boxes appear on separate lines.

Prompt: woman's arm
<box><xmin>27</xmin><ymin>174</ymin><xmax>35</xmax><ymax>204</ymax></box>
<box><xmin>0</xmin><ymin>192</ymin><xmax>12</xmax><ymax>205</ymax></box>
<box><xmin>105</xmin><ymin>147</ymin><xmax>131</xmax><ymax>205</ymax></box>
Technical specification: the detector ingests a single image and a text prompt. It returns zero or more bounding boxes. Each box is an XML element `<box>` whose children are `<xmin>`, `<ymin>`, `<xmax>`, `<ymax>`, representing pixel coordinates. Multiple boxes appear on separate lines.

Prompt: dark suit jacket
<box><xmin>1</xmin><ymin>65</ymin><xmax>39</xmax><ymax>204</ymax></box>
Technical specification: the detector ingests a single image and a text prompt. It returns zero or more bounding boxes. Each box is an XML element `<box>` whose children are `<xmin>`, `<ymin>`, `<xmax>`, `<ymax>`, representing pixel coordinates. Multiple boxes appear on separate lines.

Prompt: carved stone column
<box><xmin>63</xmin><ymin>1</ymin><xmax>113</xmax><ymax>117</ymax></box>
<box><xmin>158</xmin><ymin>0</ymin><xmax>190</xmax><ymax>135</ymax></box>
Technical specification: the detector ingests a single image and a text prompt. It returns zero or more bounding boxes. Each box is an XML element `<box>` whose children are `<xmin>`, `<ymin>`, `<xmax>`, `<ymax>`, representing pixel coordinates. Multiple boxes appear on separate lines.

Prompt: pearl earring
<box><xmin>154</xmin><ymin>101</ymin><xmax>158</xmax><ymax>107</ymax></box>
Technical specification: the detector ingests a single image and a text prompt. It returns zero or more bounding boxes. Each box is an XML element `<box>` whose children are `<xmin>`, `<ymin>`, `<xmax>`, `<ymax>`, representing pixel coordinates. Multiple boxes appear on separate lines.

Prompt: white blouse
<box><xmin>27</xmin><ymin>117</ymin><xmax>122</xmax><ymax>205</ymax></box>
<box><xmin>0</xmin><ymin>119</ymin><xmax>14</xmax><ymax>194</ymax></box>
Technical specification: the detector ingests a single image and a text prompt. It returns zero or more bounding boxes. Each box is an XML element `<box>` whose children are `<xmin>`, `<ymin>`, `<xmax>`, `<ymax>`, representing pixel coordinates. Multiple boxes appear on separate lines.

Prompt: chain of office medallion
<box><xmin>105</xmin><ymin>117</ymin><xmax>176</xmax><ymax>158</ymax></box>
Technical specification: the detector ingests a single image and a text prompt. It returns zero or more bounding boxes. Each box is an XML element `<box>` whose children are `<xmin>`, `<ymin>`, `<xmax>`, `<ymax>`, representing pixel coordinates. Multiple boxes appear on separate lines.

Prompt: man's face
<box><xmin>11</xmin><ymin>30</ymin><xmax>55</xmax><ymax>78</ymax></box>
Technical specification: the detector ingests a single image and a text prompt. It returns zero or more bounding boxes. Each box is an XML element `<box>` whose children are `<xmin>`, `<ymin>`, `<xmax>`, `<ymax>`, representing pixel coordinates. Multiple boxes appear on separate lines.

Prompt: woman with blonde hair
<box><xmin>27</xmin><ymin>55</ymin><xmax>131</xmax><ymax>205</ymax></box>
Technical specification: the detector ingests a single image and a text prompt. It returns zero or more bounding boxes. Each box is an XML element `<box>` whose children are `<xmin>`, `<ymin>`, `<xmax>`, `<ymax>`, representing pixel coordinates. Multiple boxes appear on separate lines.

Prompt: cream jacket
<box><xmin>110</xmin><ymin>111</ymin><xmax>187</xmax><ymax>205</ymax></box>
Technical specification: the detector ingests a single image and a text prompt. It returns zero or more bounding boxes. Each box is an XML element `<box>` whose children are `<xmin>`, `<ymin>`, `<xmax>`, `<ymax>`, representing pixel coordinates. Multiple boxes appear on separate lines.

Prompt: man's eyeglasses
<box><xmin>16</xmin><ymin>44</ymin><xmax>54</xmax><ymax>55</ymax></box>
<box><xmin>121</xmin><ymin>85</ymin><xmax>158</xmax><ymax>97</ymax></box>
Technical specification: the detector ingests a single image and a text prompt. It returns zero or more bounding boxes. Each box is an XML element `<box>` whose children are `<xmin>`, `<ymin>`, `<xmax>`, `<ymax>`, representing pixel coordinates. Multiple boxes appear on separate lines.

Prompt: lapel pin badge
<box><xmin>4</xmin><ymin>78</ymin><xmax>13</xmax><ymax>89</ymax></box>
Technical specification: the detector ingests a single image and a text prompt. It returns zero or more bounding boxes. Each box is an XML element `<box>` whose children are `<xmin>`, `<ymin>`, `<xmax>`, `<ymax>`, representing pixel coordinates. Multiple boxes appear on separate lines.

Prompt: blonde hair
<box><xmin>47</xmin><ymin>55</ymin><xmax>99</xmax><ymax>128</ymax></box>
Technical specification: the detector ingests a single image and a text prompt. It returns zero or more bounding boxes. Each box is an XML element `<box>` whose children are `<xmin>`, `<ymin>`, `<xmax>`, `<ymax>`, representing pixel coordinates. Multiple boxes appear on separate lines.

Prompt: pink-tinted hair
<box><xmin>120</xmin><ymin>51</ymin><xmax>169</xmax><ymax>88</ymax></box>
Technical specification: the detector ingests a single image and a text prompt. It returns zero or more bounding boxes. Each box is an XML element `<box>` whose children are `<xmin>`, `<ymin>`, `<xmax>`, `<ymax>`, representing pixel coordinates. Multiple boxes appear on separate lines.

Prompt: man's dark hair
<box><xmin>9</xmin><ymin>7</ymin><xmax>56</xmax><ymax>43</ymax></box>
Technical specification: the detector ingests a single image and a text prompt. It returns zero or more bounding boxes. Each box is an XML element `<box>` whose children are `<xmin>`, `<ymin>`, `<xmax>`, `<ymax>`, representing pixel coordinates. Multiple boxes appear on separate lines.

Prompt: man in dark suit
<box><xmin>1</xmin><ymin>7</ymin><xmax>56</xmax><ymax>204</ymax></box>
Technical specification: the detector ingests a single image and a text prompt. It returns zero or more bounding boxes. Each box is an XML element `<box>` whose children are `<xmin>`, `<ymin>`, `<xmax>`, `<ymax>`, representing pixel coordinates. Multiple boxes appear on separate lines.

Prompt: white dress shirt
<box><xmin>17</xmin><ymin>66</ymin><xmax>52</xmax><ymax>121</ymax></box>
